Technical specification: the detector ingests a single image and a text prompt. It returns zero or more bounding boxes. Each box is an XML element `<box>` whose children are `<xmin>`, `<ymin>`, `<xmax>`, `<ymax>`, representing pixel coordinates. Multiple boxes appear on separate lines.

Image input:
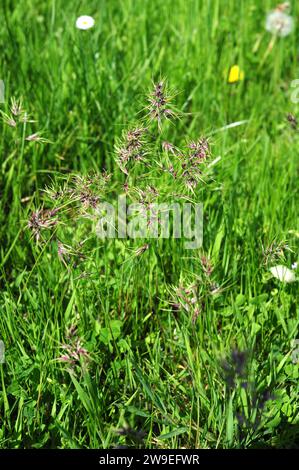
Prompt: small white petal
<box><xmin>270</xmin><ymin>265</ymin><xmax>296</xmax><ymax>283</ymax></box>
<box><xmin>76</xmin><ymin>15</ymin><xmax>95</xmax><ymax>30</ymax></box>
<box><xmin>291</xmin><ymin>262</ymin><xmax>298</xmax><ymax>270</ymax></box>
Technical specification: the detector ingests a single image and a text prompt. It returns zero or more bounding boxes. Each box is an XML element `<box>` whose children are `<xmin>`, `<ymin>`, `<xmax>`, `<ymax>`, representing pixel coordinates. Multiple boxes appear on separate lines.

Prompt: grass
<box><xmin>0</xmin><ymin>0</ymin><xmax>298</xmax><ymax>449</ymax></box>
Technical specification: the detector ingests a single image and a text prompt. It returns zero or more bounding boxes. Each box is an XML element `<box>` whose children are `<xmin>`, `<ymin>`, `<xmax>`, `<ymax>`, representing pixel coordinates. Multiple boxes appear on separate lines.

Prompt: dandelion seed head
<box><xmin>266</xmin><ymin>10</ymin><xmax>293</xmax><ymax>37</ymax></box>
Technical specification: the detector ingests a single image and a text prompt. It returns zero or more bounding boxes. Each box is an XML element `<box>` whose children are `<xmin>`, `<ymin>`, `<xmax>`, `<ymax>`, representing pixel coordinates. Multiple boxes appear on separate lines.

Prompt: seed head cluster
<box><xmin>181</xmin><ymin>138</ymin><xmax>210</xmax><ymax>190</ymax></box>
<box><xmin>27</xmin><ymin>208</ymin><xmax>58</xmax><ymax>242</ymax></box>
<box><xmin>146</xmin><ymin>81</ymin><xmax>175</xmax><ymax>129</ymax></box>
<box><xmin>115</xmin><ymin>126</ymin><xmax>148</xmax><ymax>175</ymax></box>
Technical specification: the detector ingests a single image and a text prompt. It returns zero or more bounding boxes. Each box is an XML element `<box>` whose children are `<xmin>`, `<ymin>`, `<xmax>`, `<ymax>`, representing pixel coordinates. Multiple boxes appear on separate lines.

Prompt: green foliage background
<box><xmin>0</xmin><ymin>0</ymin><xmax>298</xmax><ymax>448</ymax></box>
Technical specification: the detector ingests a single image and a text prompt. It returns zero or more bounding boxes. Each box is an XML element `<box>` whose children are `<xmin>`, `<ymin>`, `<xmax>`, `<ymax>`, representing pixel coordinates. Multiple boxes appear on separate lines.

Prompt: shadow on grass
<box><xmin>248</xmin><ymin>421</ymin><xmax>299</xmax><ymax>449</ymax></box>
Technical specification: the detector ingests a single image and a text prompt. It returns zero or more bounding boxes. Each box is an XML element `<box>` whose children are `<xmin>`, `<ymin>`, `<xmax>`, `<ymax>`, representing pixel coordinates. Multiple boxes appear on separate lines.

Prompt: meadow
<box><xmin>0</xmin><ymin>0</ymin><xmax>298</xmax><ymax>449</ymax></box>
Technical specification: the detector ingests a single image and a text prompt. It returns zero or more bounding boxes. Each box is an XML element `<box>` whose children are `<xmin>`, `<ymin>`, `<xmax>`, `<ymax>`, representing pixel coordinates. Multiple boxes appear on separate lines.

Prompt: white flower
<box><xmin>76</xmin><ymin>15</ymin><xmax>95</xmax><ymax>30</ymax></box>
<box><xmin>265</xmin><ymin>11</ymin><xmax>293</xmax><ymax>37</ymax></box>
<box><xmin>291</xmin><ymin>262</ymin><xmax>298</xmax><ymax>270</ymax></box>
<box><xmin>270</xmin><ymin>265</ymin><xmax>296</xmax><ymax>283</ymax></box>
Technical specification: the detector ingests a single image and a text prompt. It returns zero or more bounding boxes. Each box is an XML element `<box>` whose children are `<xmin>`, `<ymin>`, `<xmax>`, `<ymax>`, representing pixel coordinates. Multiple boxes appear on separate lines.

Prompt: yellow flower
<box><xmin>228</xmin><ymin>65</ymin><xmax>244</xmax><ymax>84</ymax></box>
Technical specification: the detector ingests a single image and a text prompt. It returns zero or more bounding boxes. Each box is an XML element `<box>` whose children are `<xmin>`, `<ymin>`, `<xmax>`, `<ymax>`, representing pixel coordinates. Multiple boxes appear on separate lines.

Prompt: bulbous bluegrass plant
<box><xmin>27</xmin><ymin>80</ymin><xmax>215</xmax><ymax>266</ymax></box>
<box><xmin>24</xmin><ymin>80</ymin><xmax>218</xmax><ymax>372</ymax></box>
<box><xmin>24</xmin><ymin>81</ymin><xmax>218</xmax><ymax>379</ymax></box>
